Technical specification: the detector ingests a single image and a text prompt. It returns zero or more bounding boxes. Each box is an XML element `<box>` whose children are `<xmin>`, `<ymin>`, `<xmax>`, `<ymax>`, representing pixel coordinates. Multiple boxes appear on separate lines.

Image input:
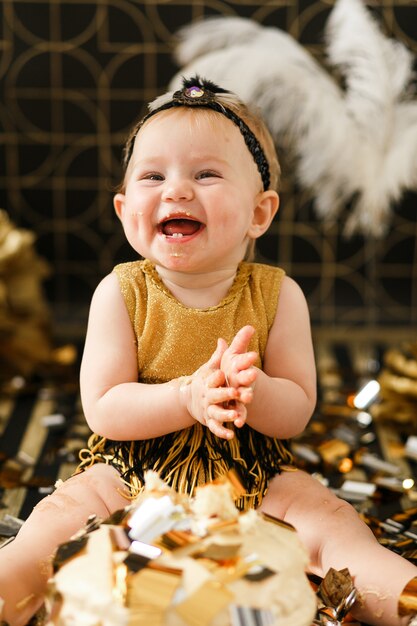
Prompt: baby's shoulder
<box><xmin>244</xmin><ymin>262</ymin><xmax>286</xmax><ymax>291</ymax></box>
<box><xmin>252</xmin><ymin>261</ymin><xmax>285</xmax><ymax>275</ymax></box>
<box><xmin>113</xmin><ymin>259</ymin><xmax>146</xmax><ymax>278</ymax></box>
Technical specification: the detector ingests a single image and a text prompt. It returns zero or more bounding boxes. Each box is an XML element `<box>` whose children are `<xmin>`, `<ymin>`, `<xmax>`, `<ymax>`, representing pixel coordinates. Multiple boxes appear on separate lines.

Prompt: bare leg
<box><xmin>261</xmin><ymin>470</ymin><xmax>417</xmax><ymax>626</ymax></box>
<box><xmin>0</xmin><ymin>463</ymin><xmax>130</xmax><ymax>626</ymax></box>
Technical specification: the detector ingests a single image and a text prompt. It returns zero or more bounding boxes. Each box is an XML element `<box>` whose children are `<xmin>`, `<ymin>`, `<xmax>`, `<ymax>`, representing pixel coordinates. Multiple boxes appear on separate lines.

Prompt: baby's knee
<box><xmin>319</xmin><ymin>494</ymin><xmax>377</xmax><ymax>547</ymax></box>
<box><xmin>36</xmin><ymin>464</ymin><xmax>125</xmax><ymax>513</ymax></box>
<box><xmin>70</xmin><ymin>462</ymin><xmax>123</xmax><ymax>487</ymax></box>
<box><xmin>324</xmin><ymin>492</ymin><xmax>354</xmax><ymax>514</ymax></box>
<box><xmin>325</xmin><ymin>494</ymin><xmax>363</xmax><ymax>522</ymax></box>
<box><xmin>319</xmin><ymin>492</ymin><xmax>361</xmax><ymax>525</ymax></box>
<box><xmin>67</xmin><ymin>463</ymin><xmax>128</xmax><ymax>502</ymax></box>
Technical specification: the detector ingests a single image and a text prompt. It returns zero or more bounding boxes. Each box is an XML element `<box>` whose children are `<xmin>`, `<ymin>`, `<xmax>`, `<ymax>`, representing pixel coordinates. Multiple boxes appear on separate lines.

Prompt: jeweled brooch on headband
<box><xmin>149</xmin><ymin>77</ymin><xmax>230</xmax><ymax>111</ymax></box>
<box><xmin>176</xmin><ymin>84</ymin><xmax>211</xmax><ymax>104</ymax></box>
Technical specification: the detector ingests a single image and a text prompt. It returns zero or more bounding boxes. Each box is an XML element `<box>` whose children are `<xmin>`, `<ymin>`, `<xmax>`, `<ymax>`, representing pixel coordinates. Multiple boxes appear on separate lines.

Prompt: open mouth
<box><xmin>158</xmin><ymin>217</ymin><xmax>204</xmax><ymax>239</ymax></box>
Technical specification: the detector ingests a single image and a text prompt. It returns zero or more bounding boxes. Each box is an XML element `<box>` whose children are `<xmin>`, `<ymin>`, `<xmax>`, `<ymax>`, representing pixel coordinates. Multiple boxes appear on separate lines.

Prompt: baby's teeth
<box><xmin>171</xmin><ymin>233</ymin><xmax>183</xmax><ymax>238</ymax></box>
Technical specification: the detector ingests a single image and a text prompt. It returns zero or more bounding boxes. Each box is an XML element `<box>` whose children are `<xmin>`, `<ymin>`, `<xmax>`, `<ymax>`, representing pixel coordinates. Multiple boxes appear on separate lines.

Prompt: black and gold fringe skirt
<box><xmin>77</xmin><ymin>423</ymin><xmax>294</xmax><ymax>511</ymax></box>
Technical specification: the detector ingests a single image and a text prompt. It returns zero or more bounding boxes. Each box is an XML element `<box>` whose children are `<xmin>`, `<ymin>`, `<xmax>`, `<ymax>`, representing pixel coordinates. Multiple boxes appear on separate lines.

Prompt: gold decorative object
<box><xmin>372</xmin><ymin>343</ymin><xmax>417</xmax><ymax>424</ymax></box>
<box><xmin>0</xmin><ymin>210</ymin><xmax>52</xmax><ymax>381</ymax></box>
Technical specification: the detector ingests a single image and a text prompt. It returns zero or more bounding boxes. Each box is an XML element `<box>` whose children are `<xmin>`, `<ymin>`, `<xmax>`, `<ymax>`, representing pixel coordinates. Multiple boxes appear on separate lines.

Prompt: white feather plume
<box><xmin>148</xmin><ymin>90</ymin><xmax>176</xmax><ymax>111</ymax></box>
<box><xmin>170</xmin><ymin>1</ymin><xmax>417</xmax><ymax>237</ymax></box>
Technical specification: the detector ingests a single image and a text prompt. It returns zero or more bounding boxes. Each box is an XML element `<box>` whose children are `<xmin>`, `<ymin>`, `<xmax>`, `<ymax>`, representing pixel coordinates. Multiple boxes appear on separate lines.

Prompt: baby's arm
<box><xmin>80</xmin><ymin>273</ymin><xmax>246</xmax><ymax>441</ymax></box>
<box><xmin>247</xmin><ymin>276</ymin><xmax>317</xmax><ymax>438</ymax></box>
<box><xmin>220</xmin><ymin>277</ymin><xmax>316</xmax><ymax>439</ymax></box>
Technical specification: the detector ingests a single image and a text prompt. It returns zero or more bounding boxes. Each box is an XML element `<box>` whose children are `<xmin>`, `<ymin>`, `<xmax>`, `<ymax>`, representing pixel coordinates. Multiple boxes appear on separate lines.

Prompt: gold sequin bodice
<box><xmin>114</xmin><ymin>259</ymin><xmax>285</xmax><ymax>383</ymax></box>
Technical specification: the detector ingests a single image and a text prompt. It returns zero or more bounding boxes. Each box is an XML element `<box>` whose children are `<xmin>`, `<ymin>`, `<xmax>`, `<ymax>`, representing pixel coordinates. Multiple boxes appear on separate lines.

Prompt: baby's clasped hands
<box><xmin>179</xmin><ymin>325</ymin><xmax>258</xmax><ymax>439</ymax></box>
<box><xmin>220</xmin><ymin>325</ymin><xmax>258</xmax><ymax>408</ymax></box>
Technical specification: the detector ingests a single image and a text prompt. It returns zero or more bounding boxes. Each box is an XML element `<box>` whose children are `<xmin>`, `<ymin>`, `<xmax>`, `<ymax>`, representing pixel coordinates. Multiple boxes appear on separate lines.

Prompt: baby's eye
<box><xmin>141</xmin><ymin>172</ymin><xmax>164</xmax><ymax>181</ymax></box>
<box><xmin>196</xmin><ymin>170</ymin><xmax>221</xmax><ymax>180</ymax></box>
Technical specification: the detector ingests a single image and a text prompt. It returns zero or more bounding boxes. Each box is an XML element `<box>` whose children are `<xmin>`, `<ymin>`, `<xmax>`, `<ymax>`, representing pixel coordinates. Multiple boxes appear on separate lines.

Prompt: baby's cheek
<box><xmin>216</xmin><ymin>211</ymin><xmax>239</xmax><ymax>230</ymax></box>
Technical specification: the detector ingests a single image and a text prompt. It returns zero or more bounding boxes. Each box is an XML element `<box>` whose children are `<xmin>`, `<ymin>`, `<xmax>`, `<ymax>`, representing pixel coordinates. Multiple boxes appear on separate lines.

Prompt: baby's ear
<box><xmin>113</xmin><ymin>193</ymin><xmax>126</xmax><ymax>220</ymax></box>
<box><xmin>248</xmin><ymin>190</ymin><xmax>279</xmax><ymax>239</ymax></box>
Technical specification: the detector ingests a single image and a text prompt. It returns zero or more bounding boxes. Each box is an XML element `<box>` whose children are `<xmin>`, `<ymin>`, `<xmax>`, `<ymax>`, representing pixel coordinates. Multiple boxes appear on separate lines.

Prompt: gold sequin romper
<box><xmin>78</xmin><ymin>259</ymin><xmax>294</xmax><ymax>510</ymax></box>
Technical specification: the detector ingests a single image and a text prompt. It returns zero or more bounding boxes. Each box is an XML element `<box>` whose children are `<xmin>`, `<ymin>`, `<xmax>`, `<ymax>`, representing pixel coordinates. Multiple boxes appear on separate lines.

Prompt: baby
<box><xmin>0</xmin><ymin>76</ymin><xmax>416</xmax><ymax>626</ymax></box>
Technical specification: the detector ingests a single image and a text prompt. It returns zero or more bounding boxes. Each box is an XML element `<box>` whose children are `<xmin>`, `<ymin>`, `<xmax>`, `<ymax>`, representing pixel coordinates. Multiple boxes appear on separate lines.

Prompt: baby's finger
<box><xmin>236</xmin><ymin>386</ymin><xmax>254</xmax><ymax>404</ymax></box>
<box><xmin>229</xmin><ymin>351</ymin><xmax>258</xmax><ymax>374</ymax></box>
<box><xmin>206</xmin><ymin>418</ymin><xmax>234</xmax><ymax>440</ymax></box>
<box><xmin>232</xmin><ymin>402</ymin><xmax>247</xmax><ymax>428</ymax></box>
<box><xmin>206</xmin><ymin>386</ymin><xmax>239</xmax><ymax>404</ymax></box>
<box><xmin>207</xmin><ymin>403</ymin><xmax>239</xmax><ymax>423</ymax></box>
<box><xmin>207</xmin><ymin>369</ymin><xmax>226</xmax><ymax>389</ymax></box>
<box><xmin>207</xmin><ymin>338</ymin><xmax>228</xmax><ymax>369</ymax></box>
<box><xmin>234</xmin><ymin>367</ymin><xmax>257</xmax><ymax>387</ymax></box>
<box><xmin>228</xmin><ymin>325</ymin><xmax>255</xmax><ymax>355</ymax></box>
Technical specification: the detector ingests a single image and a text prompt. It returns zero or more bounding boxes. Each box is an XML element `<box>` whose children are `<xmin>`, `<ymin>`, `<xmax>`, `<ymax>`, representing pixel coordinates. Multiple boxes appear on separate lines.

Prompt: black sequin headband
<box><xmin>123</xmin><ymin>77</ymin><xmax>271</xmax><ymax>191</ymax></box>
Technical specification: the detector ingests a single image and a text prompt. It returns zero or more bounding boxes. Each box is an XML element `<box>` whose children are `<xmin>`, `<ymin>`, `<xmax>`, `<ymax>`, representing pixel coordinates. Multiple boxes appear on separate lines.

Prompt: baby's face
<box><xmin>114</xmin><ymin>108</ymin><xmax>270</xmax><ymax>274</ymax></box>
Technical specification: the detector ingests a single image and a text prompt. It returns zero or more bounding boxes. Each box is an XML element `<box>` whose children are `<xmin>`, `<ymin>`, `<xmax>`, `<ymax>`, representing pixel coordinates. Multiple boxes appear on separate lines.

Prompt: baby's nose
<box><xmin>162</xmin><ymin>180</ymin><xmax>194</xmax><ymax>202</ymax></box>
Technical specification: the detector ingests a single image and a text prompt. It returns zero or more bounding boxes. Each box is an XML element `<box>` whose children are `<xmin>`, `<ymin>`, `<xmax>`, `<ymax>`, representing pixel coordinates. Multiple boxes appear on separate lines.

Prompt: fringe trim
<box><xmin>76</xmin><ymin>424</ymin><xmax>294</xmax><ymax>511</ymax></box>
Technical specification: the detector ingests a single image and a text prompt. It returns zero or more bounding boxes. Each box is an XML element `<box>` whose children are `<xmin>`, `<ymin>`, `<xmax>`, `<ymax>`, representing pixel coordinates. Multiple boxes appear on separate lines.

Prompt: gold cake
<box><xmin>45</xmin><ymin>472</ymin><xmax>316</xmax><ymax>626</ymax></box>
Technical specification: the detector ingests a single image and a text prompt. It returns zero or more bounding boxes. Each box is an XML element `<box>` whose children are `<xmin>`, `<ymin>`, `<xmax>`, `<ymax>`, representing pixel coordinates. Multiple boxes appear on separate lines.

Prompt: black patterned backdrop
<box><xmin>0</xmin><ymin>1</ymin><xmax>416</xmax><ymax>340</ymax></box>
